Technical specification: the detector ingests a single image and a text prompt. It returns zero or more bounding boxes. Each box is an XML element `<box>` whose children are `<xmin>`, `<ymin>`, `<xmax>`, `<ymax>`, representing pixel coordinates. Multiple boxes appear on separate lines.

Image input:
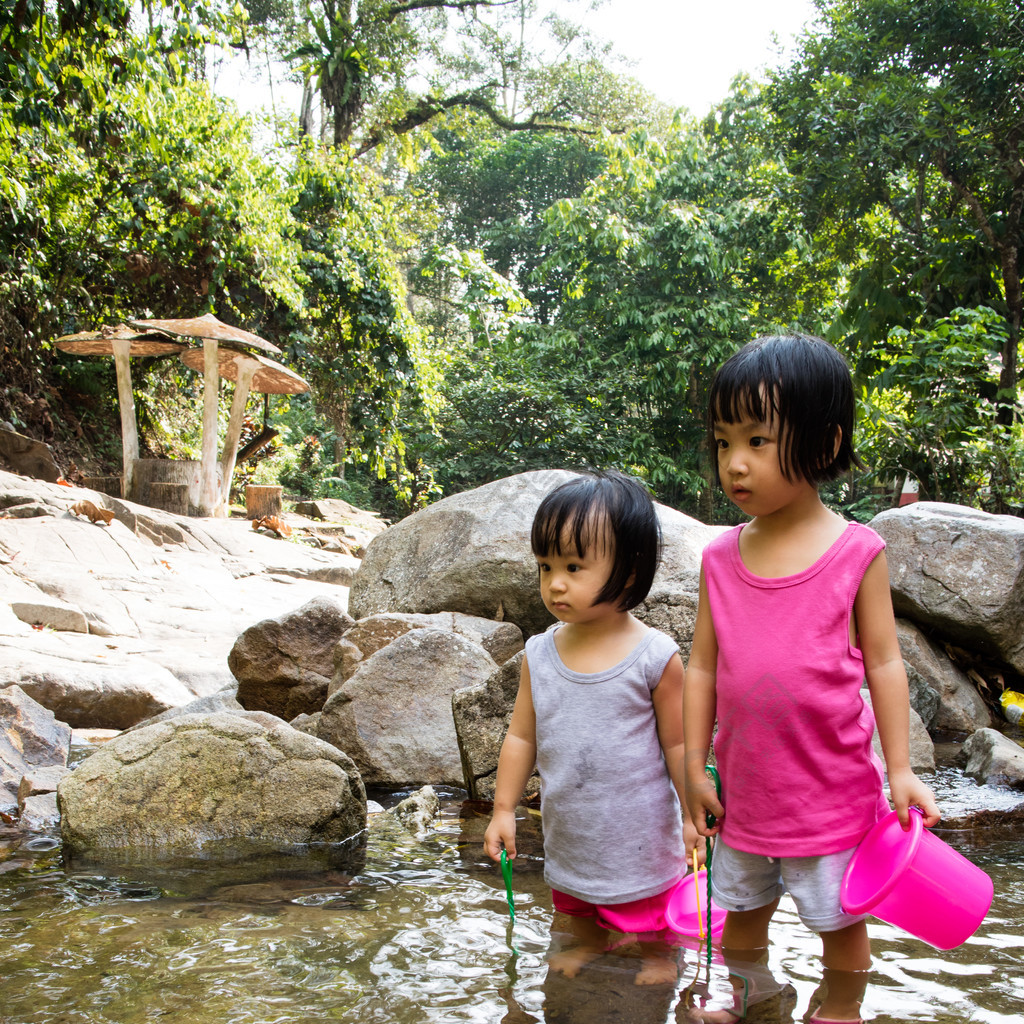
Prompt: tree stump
<box><xmin>83</xmin><ymin>475</ymin><xmax>123</xmax><ymax>499</ymax></box>
<box><xmin>128</xmin><ymin>459</ymin><xmax>202</xmax><ymax>512</ymax></box>
<box><xmin>150</xmin><ymin>482</ymin><xmax>189</xmax><ymax>516</ymax></box>
<box><xmin>246</xmin><ymin>485</ymin><xmax>283</xmax><ymax>520</ymax></box>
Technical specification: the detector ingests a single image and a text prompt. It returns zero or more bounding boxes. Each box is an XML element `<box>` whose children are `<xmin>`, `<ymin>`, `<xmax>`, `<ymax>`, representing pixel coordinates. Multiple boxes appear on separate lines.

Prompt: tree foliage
<box><xmin>412</xmin><ymin>126</ymin><xmax>606</xmax><ymax>324</ymax></box>
<box><xmin>286</xmin><ymin>145</ymin><xmax>431</xmax><ymax>503</ymax></box>
<box><xmin>274</xmin><ymin>0</ymin><xmax>653</xmax><ymax>151</ymax></box>
<box><xmin>0</xmin><ymin>0</ymin><xmax>432</xmax><ymax>502</ymax></box>
<box><xmin>858</xmin><ymin>306</ymin><xmax>1022</xmax><ymax>508</ymax></box>
<box><xmin>770</xmin><ymin>0</ymin><xmax>1024</xmax><ymax>423</ymax></box>
<box><xmin>516</xmin><ymin>94</ymin><xmax>802</xmax><ymax>513</ymax></box>
<box><xmin>6</xmin><ymin>0</ymin><xmax>1022</xmax><ymax>525</ymax></box>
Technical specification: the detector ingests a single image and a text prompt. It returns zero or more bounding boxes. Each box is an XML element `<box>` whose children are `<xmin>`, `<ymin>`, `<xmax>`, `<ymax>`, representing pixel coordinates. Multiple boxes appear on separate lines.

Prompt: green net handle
<box><xmin>704</xmin><ymin>765</ymin><xmax>721</xmax><ymax>963</ymax></box>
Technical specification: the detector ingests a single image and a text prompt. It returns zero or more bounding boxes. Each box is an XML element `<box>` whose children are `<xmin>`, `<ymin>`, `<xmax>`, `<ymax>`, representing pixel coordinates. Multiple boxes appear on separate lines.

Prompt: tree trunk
<box><xmin>996</xmin><ymin>243</ymin><xmax>1021</xmax><ymax>427</ymax></box>
<box><xmin>128</xmin><ymin>459</ymin><xmax>202</xmax><ymax>513</ymax></box>
<box><xmin>332</xmin><ymin>399</ymin><xmax>351</xmax><ymax>481</ymax></box>
<box><xmin>246</xmin><ymin>485</ymin><xmax>283</xmax><ymax>520</ymax></box>
<box><xmin>150</xmin><ymin>481</ymin><xmax>189</xmax><ymax>516</ymax></box>
<box><xmin>299</xmin><ymin>82</ymin><xmax>315</xmax><ymax>137</ymax></box>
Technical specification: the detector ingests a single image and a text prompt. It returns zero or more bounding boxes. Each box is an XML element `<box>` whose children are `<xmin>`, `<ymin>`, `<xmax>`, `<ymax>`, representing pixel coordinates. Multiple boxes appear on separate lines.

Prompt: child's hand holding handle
<box><xmin>484</xmin><ymin>809</ymin><xmax>518</xmax><ymax>862</ymax></box>
<box><xmin>685</xmin><ymin>767</ymin><xmax>724</xmax><ymax>839</ymax></box>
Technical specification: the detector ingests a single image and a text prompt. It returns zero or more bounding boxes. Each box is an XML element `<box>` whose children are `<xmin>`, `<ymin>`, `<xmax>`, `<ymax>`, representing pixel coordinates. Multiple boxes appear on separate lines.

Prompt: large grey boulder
<box><xmin>0</xmin><ymin>684</ymin><xmax>72</xmax><ymax>813</ymax></box>
<box><xmin>962</xmin><ymin>728</ymin><xmax>1024</xmax><ymax>788</ymax></box>
<box><xmin>0</xmin><ymin>427</ymin><xmax>60</xmax><ymax>482</ymax></box>
<box><xmin>331</xmin><ymin>611</ymin><xmax>523</xmax><ymax>694</ymax></box>
<box><xmin>349</xmin><ymin>469</ymin><xmax>722</xmax><ymax>641</ymax></box>
<box><xmin>452</xmin><ymin>651</ymin><xmax>537</xmax><ymax>802</ymax></box>
<box><xmin>872</xmin><ymin>503</ymin><xmax>1024</xmax><ymax>674</ymax></box>
<box><xmin>58</xmin><ymin>711</ymin><xmax>366</xmax><ymax>856</ymax></box>
<box><xmin>349</xmin><ymin>470</ymin><xmax>579</xmax><ymax>636</ymax></box>
<box><xmin>634</xmin><ymin>503</ymin><xmax>722</xmax><ymax>658</ymax></box>
<box><xmin>896</xmin><ymin>620</ymin><xmax>993</xmax><ymax>737</ymax></box>
<box><xmin>635</xmin><ymin>575</ymin><xmax>701</xmax><ymax>663</ymax></box>
<box><xmin>318</xmin><ymin>628</ymin><xmax>498</xmax><ymax>786</ymax></box>
<box><xmin>229</xmin><ymin>596</ymin><xmax>354</xmax><ymax>720</ymax></box>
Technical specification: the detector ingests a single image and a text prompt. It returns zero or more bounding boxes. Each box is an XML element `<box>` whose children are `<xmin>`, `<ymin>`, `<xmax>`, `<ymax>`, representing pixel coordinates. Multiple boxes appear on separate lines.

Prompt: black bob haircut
<box><xmin>530</xmin><ymin>470</ymin><xmax>661</xmax><ymax>612</ymax></box>
<box><xmin>706</xmin><ymin>333</ymin><xmax>864</xmax><ymax>486</ymax></box>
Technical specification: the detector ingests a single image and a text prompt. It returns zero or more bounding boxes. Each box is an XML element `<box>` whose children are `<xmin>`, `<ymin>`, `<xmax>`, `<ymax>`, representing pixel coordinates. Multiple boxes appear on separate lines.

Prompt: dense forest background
<box><xmin>2</xmin><ymin>0</ymin><xmax>1021</xmax><ymax>525</ymax></box>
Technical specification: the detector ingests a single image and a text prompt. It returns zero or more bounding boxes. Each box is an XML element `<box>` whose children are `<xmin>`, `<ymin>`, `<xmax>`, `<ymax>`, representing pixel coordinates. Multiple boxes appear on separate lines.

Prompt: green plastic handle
<box><xmin>705</xmin><ymin>764</ymin><xmax>721</xmax><ymax>830</ymax></box>
<box><xmin>500</xmin><ymin>849</ymin><xmax>516</xmax><ymax>923</ymax></box>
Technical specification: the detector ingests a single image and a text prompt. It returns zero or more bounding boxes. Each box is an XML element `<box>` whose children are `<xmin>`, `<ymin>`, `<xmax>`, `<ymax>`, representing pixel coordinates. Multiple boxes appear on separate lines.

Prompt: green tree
<box><xmin>412</xmin><ymin>127</ymin><xmax>606</xmax><ymax>325</ymax></box>
<box><xmin>286</xmin><ymin>146</ymin><xmax>433</xmax><ymax>505</ymax></box>
<box><xmin>770</xmin><ymin>0</ymin><xmax>1024</xmax><ymax>424</ymax></box>
<box><xmin>527</xmin><ymin>91</ymin><xmax>802</xmax><ymax>514</ymax></box>
<box><xmin>0</xmin><ymin>0</ymin><xmax>266</xmax><ymax>441</ymax></box>
<box><xmin>858</xmin><ymin>306</ymin><xmax>1022</xmax><ymax>508</ymax></box>
<box><xmin>272</xmin><ymin>0</ymin><xmax>643</xmax><ymax>151</ymax></box>
<box><xmin>412</xmin><ymin>242</ymin><xmax>635</xmax><ymax>491</ymax></box>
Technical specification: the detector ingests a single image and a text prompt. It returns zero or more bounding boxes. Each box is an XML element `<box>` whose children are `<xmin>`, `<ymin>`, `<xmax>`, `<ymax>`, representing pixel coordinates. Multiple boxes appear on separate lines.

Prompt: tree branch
<box><xmin>355</xmin><ymin>90</ymin><xmax>594</xmax><ymax>155</ymax></box>
<box><xmin>934</xmin><ymin>151</ymin><xmax>998</xmax><ymax>249</ymax></box>
<box><xmin>383</xmin><ymin>0</ymin><xmax>518</xmax><ymax>23</ymax></box>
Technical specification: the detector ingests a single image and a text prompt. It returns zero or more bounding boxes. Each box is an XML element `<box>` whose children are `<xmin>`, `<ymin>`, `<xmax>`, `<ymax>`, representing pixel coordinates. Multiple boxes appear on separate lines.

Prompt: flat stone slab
<box><xmin>1</xmin><ymin>470</ymin><xmax>361</xmax><ymax>728</ymax></box>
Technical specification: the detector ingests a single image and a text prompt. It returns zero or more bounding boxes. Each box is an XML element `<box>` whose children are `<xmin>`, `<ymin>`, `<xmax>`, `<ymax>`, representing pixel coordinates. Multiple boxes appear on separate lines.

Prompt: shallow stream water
<box><xmin>1</xmin><ymin>762</ymin><xmax>1021</xmax><ymax>1024</ymax></box>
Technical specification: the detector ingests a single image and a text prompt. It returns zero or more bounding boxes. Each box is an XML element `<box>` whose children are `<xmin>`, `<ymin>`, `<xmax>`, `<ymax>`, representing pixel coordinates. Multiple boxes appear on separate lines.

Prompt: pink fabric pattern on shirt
<box><xmin>704</xmin><ymin>522</ymin><xmax>891</xmax><ymax>857</ymax></box>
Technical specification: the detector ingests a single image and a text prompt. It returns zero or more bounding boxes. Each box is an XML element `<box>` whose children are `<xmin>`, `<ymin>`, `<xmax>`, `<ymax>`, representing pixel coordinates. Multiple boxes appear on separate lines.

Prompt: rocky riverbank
<box><xmin>2</xmin><ymin>469</ymin><xmax>1022</xmax><ymax>868</ymax></box>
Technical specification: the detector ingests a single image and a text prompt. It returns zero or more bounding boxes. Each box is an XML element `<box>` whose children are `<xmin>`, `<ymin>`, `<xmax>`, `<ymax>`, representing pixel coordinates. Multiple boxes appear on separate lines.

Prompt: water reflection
<box><xmin>0</xmin><ymin>772</ymin><xmax>1021</xmax><ymax>1024</ymax></box>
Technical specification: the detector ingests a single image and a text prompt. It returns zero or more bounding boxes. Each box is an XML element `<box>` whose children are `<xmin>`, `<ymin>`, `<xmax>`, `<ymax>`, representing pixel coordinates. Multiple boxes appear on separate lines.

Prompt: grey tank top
<box><xmin>527</xmin><ymin>624</ymin><xmax>684</xmax><ymax>905</ymax></box>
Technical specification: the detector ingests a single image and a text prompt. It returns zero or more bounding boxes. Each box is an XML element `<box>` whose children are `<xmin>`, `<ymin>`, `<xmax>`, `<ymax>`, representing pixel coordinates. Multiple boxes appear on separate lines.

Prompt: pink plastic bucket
<box><xmin>841</xmin><ymin>808</ymin><xmax>993</xmax><ymax>949</ymax></box>
<box><xmin>665</xmin><ymin>870</ymin><xmax>726</xmax><ymax>940</ymax></box>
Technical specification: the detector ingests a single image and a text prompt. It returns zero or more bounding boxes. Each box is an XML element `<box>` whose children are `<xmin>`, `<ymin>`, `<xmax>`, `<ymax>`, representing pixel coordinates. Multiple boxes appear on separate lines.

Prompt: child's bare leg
<box><xmin>547</xmin><ymin>911</ymin><xmax>610</xmax><ymax>978</ymax></box>
<box><xmin>812</xmin><ymin>921</ymin><xmax>870</xmax><ymax>1022</ymax></box>
<box><xmin>686</xmin><ymin>902</ymin><xmax>781</xmax><ymax>1022</ymax></box>
<box><xmin>720</xmin><ymin>899</ymin><xmax>778</xmax><ymax>952</ymax></box>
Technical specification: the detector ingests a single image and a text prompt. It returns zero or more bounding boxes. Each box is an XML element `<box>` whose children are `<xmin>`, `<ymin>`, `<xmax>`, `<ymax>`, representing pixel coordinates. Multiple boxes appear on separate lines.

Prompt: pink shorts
<box><xmin>552</xmin><ymin>879</ymin><xmax>681</xmax><ymax>936</ymax></box>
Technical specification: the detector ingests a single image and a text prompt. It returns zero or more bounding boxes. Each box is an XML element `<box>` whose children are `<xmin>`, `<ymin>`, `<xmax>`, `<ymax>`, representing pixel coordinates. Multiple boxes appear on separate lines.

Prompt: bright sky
<box><xmin>581</xmin><ymin>0</ymin><xmax>821</xmax><ymax>113</ymax></box>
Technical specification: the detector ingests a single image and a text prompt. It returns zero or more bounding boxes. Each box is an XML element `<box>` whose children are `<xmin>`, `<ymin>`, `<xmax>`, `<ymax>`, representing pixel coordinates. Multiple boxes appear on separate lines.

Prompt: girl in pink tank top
<box><xmin>684</xmin><ymin>334</ymin><xmax>939</xmax><ymax>1023</ymax></box>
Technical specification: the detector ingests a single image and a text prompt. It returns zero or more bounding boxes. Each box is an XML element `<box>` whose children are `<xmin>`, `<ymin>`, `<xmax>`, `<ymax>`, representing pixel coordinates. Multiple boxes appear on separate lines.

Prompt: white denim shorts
<box><xmin>709</xmin><ymin>837</ymin><xmax>866</xmax><ymax>933</ymax></box>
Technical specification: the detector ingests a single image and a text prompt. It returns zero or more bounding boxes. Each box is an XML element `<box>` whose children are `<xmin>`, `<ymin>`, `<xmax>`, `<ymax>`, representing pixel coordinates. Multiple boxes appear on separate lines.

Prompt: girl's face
<box><xmin>535</xmin><ymin>530</ymin><xmax>619</xmax><ymax>625</ymax></box>
<box><xmin>713</xmin><ymin>415</ymin><xmax>814</xmax><ymax>518</ymax></box>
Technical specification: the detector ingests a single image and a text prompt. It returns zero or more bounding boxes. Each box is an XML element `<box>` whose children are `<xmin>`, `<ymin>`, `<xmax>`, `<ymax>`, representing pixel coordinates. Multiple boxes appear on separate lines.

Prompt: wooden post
<box><xmin>83</xmin><ymin>475</ymin><xmax>123</xmax><ymax>499</ymax></box>
<box><xmin>219</xmin><ymin>356</ymin><xmax>259</xmax><ymax>512</ymax></box>
<box><xmin>197</xmin><ymin>339</ymin><xmax>221</xmax><ymax>517</ymax></box>
<box><xmin>246</xmin><ymin>485</ymin><xmax>283</xmax><ymax>520</ymax></box>
<box><xmin>128</xmin><ymin>459</ymin><xmax>201</xmax><ymax>510</ymax></box>
<box><xmin>111</xmin><ymin>336</ymin><xmax>138</xmax><ymax>499</ymax></box>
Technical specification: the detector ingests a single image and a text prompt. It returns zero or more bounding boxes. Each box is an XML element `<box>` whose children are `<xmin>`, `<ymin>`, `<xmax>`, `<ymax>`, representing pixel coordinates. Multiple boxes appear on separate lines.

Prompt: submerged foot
<box><xmin>546</xmin><ymin>944</ymin><xmax>604</xmax><ymax>978</ymax></box>
<box><xmin>635</xmin><ymin>946</ymin><xmax>679</xmax><ymax>986</ymax></box>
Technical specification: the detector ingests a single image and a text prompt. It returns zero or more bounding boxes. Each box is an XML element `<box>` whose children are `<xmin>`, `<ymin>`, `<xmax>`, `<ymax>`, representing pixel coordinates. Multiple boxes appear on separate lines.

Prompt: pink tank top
<box><xmin>703</xmin><ymin>522</ymin><xmax>890</xmax><ymax>856</ymax></box>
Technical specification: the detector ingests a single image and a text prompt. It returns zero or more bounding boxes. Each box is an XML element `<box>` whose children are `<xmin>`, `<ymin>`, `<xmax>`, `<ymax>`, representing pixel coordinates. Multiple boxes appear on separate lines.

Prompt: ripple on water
<box><xmin>0</xmin><ymin>773</ymin><xmax>1020</xmax><ymax>1024</ymax></box>
<box><xmin>928</xmin><ymin>764</ymin><xmax>1024</xmax><ymax>818</ymax></box>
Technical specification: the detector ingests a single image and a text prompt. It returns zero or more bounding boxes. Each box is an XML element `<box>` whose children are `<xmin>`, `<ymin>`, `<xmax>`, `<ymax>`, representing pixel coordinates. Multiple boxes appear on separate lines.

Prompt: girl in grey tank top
<box><xmin>482</xmin><ymin>471</ymin><xmax>697</xmax><ymax>985</ymax></box>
